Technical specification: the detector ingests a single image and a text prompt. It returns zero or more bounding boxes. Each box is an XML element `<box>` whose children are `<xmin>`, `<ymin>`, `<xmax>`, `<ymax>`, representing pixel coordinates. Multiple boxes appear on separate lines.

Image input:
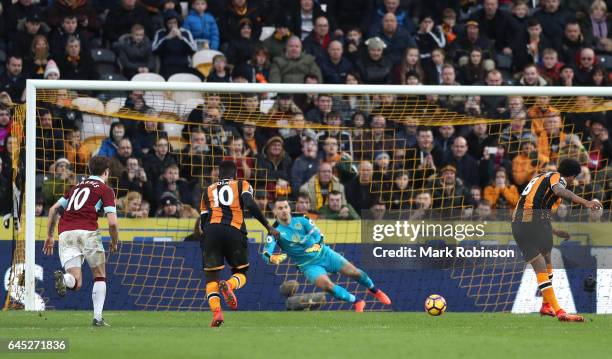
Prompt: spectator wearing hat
<box><xmin>156</xmin><ymin>192</ymin><xmax>198</xmax><ymax>218</ymax></box>
<box><xmin>0</xmin><ymin>55</ymin><xmax>26</xmax><ymax>103</ymax></box>
<box><xmin>300</xmin><ymin>162</ymin><xmax>347</xmax><ymax>211</ymax></box>
<box><xmin>430</xmin><ymin>164</ymin><xmax>472</xmax><ymax>219</ymax></box>
<box><xmin>183</xmin><ymin>0</ymin><xmax>220</xmax><ymax>50</ymax></box>
<box><xmin>470</xmin><ymin>0</ymin><xmax>514</xmax><ymax>55</ymax></box>
<box><xmin>375</xmin><ymin>13</ymin><xmax>417</xmax><ymax>66</ymax></box>
<box><xmin>355</xmin><ymin>37</ymin><xmax>392</xmax><ymax>84</ymax></box>
<box><xmin>56</xmin><ymin>36</ymin><xmax>97</xmax><ymax>80</ymax></box>
<box><xmin>104</xmin><ymin>0</ymin><xmax>153</xmax><ymax>43</ymax></box>
<box><xmin>5</xmin><ymin>0</ymin><xmax>43</xmax><ymax>33</ymax></box>
<box><xmin>263</xmin><ymin>15</ymin><xmax>293</xmax><ymax>60</ymax></box>
<box><xmin>414</xmin><ymin>15</ymin><xmax>446</xmax><ymax>64</ymax></box>
<box><xmin>303</xmin><ymin>15</ymin><xmax>334</xmax><ymax>63</ymax></box>
<box><xmin>11</xmin><ymin>10</ymin><xmax>49</xmax><ymax>58</ymax></box>
<box><xmin>256</xmin><ymin>136</ymin><xmax>293</xmax><ymax>197</ymax></box>
<box><xmin>114</xmin><ymin>23</ymin><xmax>156</xmax><ymax>79</ymax></box>
<box><xmin>290</xmin><ymin>135</ymin><xmax>319</xmax><ymax>195</ymax></box>
<box><xmin>225</xmin><ymin>18</ymin><xmax>262</xmax><ymax>66</ymax></box>
<box><xmin>43</xmin><ymin>157</ymin><xmax>77</xmax><ymax>208</ymax></box>
<box><xmin>219</xmin><ymin>0</ymin><xmax>263</xmax><ymax>43</ymax></box>
<box><xmin>448</xmin><ymin>20</ymin><xmax>493</xmax><ymax>64</ymax></box>
<box><xmin>49</xmin><ymin>13</ymin><xmax>90</xmax><ymax>59</ymax></box>
<box><xmin>319</xmin><ymin>190</ymin><xmax>360</xmax><ymax>220</ymax></box>
<box><xmin>152</xmin><ymin>9</ymin><xmax>197</xmax><ymax>79</ymax></box>
<box><xmin>269</xmin><ymin>36</ymin><xmax>322</xmax><ymax>84</ymax></box>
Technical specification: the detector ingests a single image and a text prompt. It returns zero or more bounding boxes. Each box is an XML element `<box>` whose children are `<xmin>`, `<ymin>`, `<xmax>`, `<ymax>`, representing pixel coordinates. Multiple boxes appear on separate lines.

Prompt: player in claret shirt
<box><xmin>44</xmin><ymin>156</ymin><xmax>119</xmax><ymax>327</ymax></box>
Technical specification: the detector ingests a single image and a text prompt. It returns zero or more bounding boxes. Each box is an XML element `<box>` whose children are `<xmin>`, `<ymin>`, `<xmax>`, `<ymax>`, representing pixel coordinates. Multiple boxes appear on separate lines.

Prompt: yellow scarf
<box><xmin>314</xmin><ymin>177</ymin><xmax>332</xmax><ymax>210</ymax></box>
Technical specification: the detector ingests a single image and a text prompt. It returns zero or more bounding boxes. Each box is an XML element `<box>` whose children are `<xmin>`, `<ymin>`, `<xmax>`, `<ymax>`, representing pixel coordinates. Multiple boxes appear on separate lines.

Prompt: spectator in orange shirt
<box><xmin>63</xmin><ymin>128</ymin><xmax>91</xmax><ymax>174</ymax></box>
<box><xmin>537</xmin><ymin>113</ymin><xmax>568</xmax><ymax>162</ymax></box>
<box><xmin>511</xmin><ymin>141</ymin><xmax>548</xmax><ymax>188</ymax></box>
<box><xmin>527</xmin><ymin>96</ymin><xmax>558</xmax><ymax>137</ymax></box>
<box><xmin>484</xmin><ymin>168</ymin><xmax>519</xmax><ymax>214</ymax></box>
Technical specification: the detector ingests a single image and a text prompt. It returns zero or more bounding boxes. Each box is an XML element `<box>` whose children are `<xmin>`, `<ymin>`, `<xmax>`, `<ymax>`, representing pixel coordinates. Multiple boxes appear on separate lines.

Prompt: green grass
<box><xmin>0</xmin><ymin>311</ymin><xmax>611</xmax><ymax>359</ymax></box>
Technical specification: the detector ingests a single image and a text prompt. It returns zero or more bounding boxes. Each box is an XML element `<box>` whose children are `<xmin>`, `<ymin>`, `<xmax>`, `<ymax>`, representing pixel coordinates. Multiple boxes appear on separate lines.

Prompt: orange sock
<box><xmin>537</xmin><ymin>272</ymin><xmax>560</xmax><ymax>313</ymax></box>
<box><xmin>227</xmin><ymin>273</ymin><xmax>246</xmax><ymax>290</ymax></box>
<box><xmin>206</xmin><ymin>282</ymin><xmax>221</xmax><ymax>311</ymax></box>
<box><xmin>542</xmin><ymin>264</ymin><xmax>553</xmax><ymax>304</ymax></box>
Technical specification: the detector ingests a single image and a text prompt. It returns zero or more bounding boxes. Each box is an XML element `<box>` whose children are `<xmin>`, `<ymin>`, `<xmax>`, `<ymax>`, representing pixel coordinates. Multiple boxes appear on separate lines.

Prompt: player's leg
<box><xmin>83</xmin><ymin>230</ymin><xmax>109</xmax><ymax>326</ymax></box>
<box><xmin>539</xmin><ymin>251</ymin><xmax>555</xmax><ymax>317</ymax></box>
<box><xmin>201</xmin><ymin>225</ymin><xmax>224</xmax><ymax>327</ymax></box>
<box><xmin>56</xmin><ymin>231</ymin><xmax>84</xmax><ymax>296</ymax></box>
<box><xmin>312</xmin><ymin>273</ymin><xmax>355</xmax><ymax>303</ymax></box>
<box><xmin>338</xmin><ymin>261</ymin><xmax>391</xmax><ymax>306</ymax></box>
<box><xmin>219</xmin><ymin>228</ymin><xmax>249</xmax><ymax>310</ymax></box>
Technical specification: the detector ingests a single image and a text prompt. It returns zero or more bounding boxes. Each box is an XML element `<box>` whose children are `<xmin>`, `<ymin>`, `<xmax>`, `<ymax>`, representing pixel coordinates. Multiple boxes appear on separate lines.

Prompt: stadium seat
<box><xmin>91</xmin><ymin>48</ymin><xmax>118</xmax><ymax>76</ymax></box>
<box><xmin>143</xmin><ymin>94</ymin><xmax>177</xmax><ymax>114</ymax></box>
<box><xmin>131</xmin><ymin>72</ymin><xmax>166</xmax><ymax>82</ymax></box>
<box><xmin>73</xmin><ymin>97</ymin><xmax>105</xmax><ymax>113</ymax></box>
<box><xmin>163</xmin><ymin>122</ymin><xmax>184</xmax><ymax>138</ymax></box>
<box><xmin>192</xmin><ymin>49</ymin><xmax>223</xmax><ymax>77</ymax></box>
<box><xmin>260</xmin><ymin>99</ymin><xmax>275</xmax><ymax>114</ymax></box>
<box><xmin>100</xmin><ymin>73</ymin><xmax>128</xmax><ymax>81</ymax></box>
<box><xmin>598</xmin><ymin>55</ymin><xmax>612</xmax><ymax>71</ymax></box>
<box><xmin>176</xmin><ymin>97</ymin><xmax>205</xmax><ymax>117</ymax></box>
<box><xmin>81</xmin><ymin>116</ymin><xmax>112</xmax><ymax>140</ymax></box>
<box><xmin>167</xmin><ymin>73</ymin><xmax>202</xmax><ymax>104</ymax></box>
<box><xmin>168</xmin><ymin>136</ymin><xmax>187</xmax><ymax>151</ymax></box>
<box><xmin>105</xmin><ymin>97</ymin><xmax>126</xmax><ymax>114</ymax></box>
<box><xmin>82</xmin><ymin>135</ymin><xmax>106</xmax><ymax>156</ymax></box>
<box><xmin>259</xmin><ymin>26</ymin><xmax>275</xmax><ymax>41</ymax></box>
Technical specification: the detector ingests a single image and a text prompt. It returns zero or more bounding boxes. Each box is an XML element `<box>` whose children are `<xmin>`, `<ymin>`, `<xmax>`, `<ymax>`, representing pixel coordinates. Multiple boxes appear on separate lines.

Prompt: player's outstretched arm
<box><xmin>262</xmin><ymin>234</ymin><xmax>287</xmax><ymax>264</ymax></box>
<box><xmin>241</xmin><ymin>192</ymin><xmax>280</xmax><ymax>240</ymax></box>
<box><xmin>106</xmin><ymin>212</ymin><xmax>119</xmax><ymax>253</ymax></box>
<box><xmin>43</xmin><ymin>202</ymin><xmax>63</xmax><ymax>255</ymax></box>
<box><xmin>552</xmin><ymin>185</ymin><xmax>602</xmax><ymax>210</ymax></box>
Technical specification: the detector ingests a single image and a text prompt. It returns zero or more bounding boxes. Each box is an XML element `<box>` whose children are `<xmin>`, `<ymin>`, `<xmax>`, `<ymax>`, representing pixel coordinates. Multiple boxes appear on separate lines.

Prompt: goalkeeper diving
<box><xmin>263</xmin><ymin>198</ymin><xmax>391</xmax><ymax>311</ymax></box>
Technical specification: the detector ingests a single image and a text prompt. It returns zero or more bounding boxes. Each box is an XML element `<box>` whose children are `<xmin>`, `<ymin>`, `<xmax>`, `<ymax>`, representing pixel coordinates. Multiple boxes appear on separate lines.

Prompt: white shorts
<box><xmin>58</xmin><ymin>230</ymin><xmax>105</xmax><ymax>269</ymax></box>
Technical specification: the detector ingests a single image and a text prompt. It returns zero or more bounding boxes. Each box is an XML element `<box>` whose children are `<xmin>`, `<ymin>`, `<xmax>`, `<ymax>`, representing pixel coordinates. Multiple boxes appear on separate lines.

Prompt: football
<box><xmin>424</xmin><ymin>294</ymin><xmax>447</xmax><ymax>316</ymax></box>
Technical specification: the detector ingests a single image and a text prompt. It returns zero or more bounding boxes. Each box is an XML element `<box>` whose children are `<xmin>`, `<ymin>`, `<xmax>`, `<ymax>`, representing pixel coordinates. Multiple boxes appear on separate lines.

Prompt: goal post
<box><xmin>15</xmin><ymin>79</ymin><xmax>612</xmax><ymax>311</ymax></box>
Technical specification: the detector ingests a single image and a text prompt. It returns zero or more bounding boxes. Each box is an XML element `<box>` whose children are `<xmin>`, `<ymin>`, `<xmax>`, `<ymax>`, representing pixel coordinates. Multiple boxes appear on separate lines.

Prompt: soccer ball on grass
<box><xmin>424</xmin><ymin>294</ymin><xmax>447</xmax><ymax>316</ymax></box>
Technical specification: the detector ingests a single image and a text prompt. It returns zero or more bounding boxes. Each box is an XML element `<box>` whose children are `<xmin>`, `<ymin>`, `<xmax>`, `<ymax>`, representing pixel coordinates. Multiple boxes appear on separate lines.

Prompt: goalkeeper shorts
<box><xmin>300</xmin><ymin>247</ymin><xmax>348</xmax><ymax>283</ymax></box>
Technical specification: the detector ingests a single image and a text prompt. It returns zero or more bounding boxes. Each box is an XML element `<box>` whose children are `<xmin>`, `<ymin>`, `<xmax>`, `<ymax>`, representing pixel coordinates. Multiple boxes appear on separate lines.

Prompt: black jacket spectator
<box><xmin>5</xmin><ymin>1</ymin><xmax>42</xmax><ymax>33</ymax></box>
<box><xmin>45</xmin><ymin>0</ymin><xmax>103</xmax><ymax>38</ymax></box>
<box><xmin>56</xmin><ymin>44</ymin><xmax>98</xmax><ymax>80</ymax></box>
<box><xmin>104</xmin><ymin>1</ymin><xmax>153</xmax><ymax>43</ymax></box>
<box><xmin>219</xmin><ymin>1</ymin><xmax>263</xmax><ymax>42</ymax></box>
<box><xmin>152</xmin><ymin>11</ymin><xmax>197</xmax><ymax>79</ymax></box>
<box><xmin>0</xmin><ymin>56</ymin><xmax>26</xmax><ymax>103</ymax></box>
<box><xmin>114</xmin><ymin>32</ymin><xmax>156</xmax><ymax>79</ymax></box>
<box><xmin>317</xmin><ymin>52</ymin><xmax>353</xmax><ymax>84</ymax></box>
<box><xmin>534</xmin><ymin>3</ymin><xmax>573</xmax><ymax>42</ymax></box>
<box><xmin>355</xmin><ymin>51</ymin><xmax>392</xmax><ymax>84</ymax></box>
<box><xmin>470</xmin><ymin>6</ymin><xmax>514</xmax><ymax>52</ymax></box>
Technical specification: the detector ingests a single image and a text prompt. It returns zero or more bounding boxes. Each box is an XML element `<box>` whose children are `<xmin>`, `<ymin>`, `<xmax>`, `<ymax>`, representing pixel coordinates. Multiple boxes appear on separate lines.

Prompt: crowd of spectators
<box><xmin>0</xmin><ymin>0</ymin><xmax>611</xmax><ymax>222</ymax></box>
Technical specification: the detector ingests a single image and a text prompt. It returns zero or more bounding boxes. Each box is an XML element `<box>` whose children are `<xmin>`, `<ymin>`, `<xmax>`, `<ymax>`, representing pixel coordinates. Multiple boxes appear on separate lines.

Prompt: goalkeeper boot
<box><xmin>556</xmin><ymin>309</ymin><xmax>585</xmax><ymax>322</ymax></box>
<box><xmin>210</xmin><ymin>309</ymin><xmax>224</xmax><ymax>327</ymax></box>
<box><xmin>539</xmin><ymin>303</ymin><xmax>555</xmax><ymax>317</ymax></box>
<box><xmin>219</xmin><ymin>280</ymin><xmax>238</xmax><ymax>310</ymax></box>
<box><xmin>354</xmin><ymin>300</ymin><xmax>365</xmax><ymax>313</ymax></box>
<box><xmin>92</xmin><ymin>318</ymin><xmax>110</xmax><ymax>327</ymax></box>
<box><xmin>371</xmin><ymin>289</ymin><xmax>392</xmax><ymax>306</ymax></box>
<box><xmin>54</xmin><ymin>270</ymin><xmax>66</xmax><ymax>297</ymax></box>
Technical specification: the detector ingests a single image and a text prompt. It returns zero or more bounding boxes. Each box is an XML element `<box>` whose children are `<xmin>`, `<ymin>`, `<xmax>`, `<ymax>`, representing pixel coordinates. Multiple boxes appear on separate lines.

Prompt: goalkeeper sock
<box><xmin>537</xmin><ymin>272</ymin><xmax>560</xmax><ymax>313</ymax></box>
<box><xmin>206</xmin><ymin>282</ymin><xmax>221</xmax><ymax>311</ymax></box>
<box><xmin>543</xmin><ymin>264</ymin><xmax>554</xmax><ymax>304</ymax></box>
<box><xmin>227</xmin><ymin>273</ymin><xmax>246</xmax><ymax>290</ymax></box>
<box><xmin>331</xmin><ymin>285</ymin><xmax>355</xmax><ymax>303</ymax></box>
<box><xmin>64</xmin><ymin>273</ymin><xmax>76</xmax><ymax>290</ymax></box>
<box><xmin>92</xmin><ymin>277</ymin><xmax>106</xmax><ymax>321</ymax></box>
<box><xmin>356</xmin><ymin>270</ymin><xmax>378</xmax><ymax>293</ymax></box>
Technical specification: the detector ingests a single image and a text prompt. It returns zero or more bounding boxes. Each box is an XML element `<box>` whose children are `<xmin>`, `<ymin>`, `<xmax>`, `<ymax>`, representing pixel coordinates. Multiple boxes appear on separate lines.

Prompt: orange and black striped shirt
<box><xmin>512</xmin><ymin>172</ymin><xmax>566</xmax><ymax>222</ymax></box>
<box><xmin>200</xmin><ymin>179</ymin><xmax>253</xmax><ymax>233</ymax></box>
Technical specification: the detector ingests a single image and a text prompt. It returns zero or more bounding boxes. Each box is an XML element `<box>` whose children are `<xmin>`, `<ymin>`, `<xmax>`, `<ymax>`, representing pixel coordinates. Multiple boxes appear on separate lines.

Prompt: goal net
<box><xmin>3</xmin><ymin>81</ymin><xmax>612</xmax><ymax>313</ymax></box>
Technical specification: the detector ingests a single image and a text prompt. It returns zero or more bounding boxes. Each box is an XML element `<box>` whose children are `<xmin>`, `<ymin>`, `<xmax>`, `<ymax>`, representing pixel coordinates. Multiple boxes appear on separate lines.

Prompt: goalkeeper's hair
<box><xmin>88</xmin><ymin>156</ymin><xmax>110</xmax><ymax>176</ymax></box>
<box><xmin>558</xmin><ymin>158</ymin><xmax>581</xmax><ymax>177</ymax></box>
<box><xmin>218</xmin><ymin>160</ymin><xmax>237</xmax><ymax>179</ymax></box>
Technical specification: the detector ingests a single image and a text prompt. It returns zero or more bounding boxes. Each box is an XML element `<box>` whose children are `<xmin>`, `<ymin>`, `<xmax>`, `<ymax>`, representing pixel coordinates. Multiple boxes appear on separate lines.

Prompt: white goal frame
<box><xmin>22</xmin><ymin>79</ymin><xmax>612</xmax><ymax>310</ymax></box>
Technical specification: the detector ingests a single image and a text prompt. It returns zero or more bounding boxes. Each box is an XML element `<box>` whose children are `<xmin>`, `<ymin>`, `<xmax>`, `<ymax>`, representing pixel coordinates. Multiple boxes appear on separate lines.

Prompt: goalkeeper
<box><xmin>263</xmin><ymin>198</ymin><xmax>391</xmax><ymax>311</ymax></box>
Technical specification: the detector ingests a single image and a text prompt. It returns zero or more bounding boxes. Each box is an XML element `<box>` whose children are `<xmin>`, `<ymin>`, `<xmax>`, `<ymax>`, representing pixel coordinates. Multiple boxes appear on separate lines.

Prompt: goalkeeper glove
<box><xmin>305</xmin><ymin>243</ymin><xmax>321</xmax><ymax>253</ymax></box>
<box><xmin>269</xmin><ymin>253</ymin><xmax>287</xmax><ymax>264</ymax></box>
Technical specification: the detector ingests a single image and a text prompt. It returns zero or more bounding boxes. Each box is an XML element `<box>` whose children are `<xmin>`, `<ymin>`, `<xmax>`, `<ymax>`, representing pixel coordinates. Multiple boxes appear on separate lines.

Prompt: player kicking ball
<box><xmin>43</xmin><ymin>156</ymin><xmax>119</xmax><ymax>327</ymax></box>
<box><xmin>262</xmin><ymin>198</ymin><xmax>391</xmax><ymax>311</ymax></box>
<box><xmin>512</xmin><ymin>158</ymin><xmax>601</xmax><ymax>322</ymax></box>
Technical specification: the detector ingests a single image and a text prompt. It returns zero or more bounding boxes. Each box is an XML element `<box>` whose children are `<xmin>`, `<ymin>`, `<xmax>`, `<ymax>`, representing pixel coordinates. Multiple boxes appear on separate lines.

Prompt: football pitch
<box><xmin>1</xmin><ymin>311</ymin><xmax>610</xmax><ymax>359</ymax></box>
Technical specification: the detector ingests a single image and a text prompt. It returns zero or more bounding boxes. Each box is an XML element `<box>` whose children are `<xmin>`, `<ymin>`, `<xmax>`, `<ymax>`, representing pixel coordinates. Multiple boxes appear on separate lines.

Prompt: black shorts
<box><xmin>202</xmin><ymin>224</ymin><xmax>249</xmax><ymax>271</ymax></box>
<box><xmin>511</xmin><ymin>221</ymin><xmax>553</xmax><ymax>262</ymax></box>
